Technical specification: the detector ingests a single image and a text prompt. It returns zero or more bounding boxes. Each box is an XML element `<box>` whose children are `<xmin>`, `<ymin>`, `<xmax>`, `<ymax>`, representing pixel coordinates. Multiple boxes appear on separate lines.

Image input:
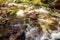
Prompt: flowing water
<box><xmin>0</xmin><ymin>2</ymin><xmax>60</xmax><ymax>40</ymax></box>
<box><xmin>15</xmin><ymin>3</ymin><xmax>60</xmax><ymax>40</ymax></box>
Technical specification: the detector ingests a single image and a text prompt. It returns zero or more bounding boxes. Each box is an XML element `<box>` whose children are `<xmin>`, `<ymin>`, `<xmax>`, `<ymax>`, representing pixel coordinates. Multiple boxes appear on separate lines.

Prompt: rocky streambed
<box><xmin>0</xmin><ymin>1</ymin><xmax>60</xmax><ymax>40</ymax></box>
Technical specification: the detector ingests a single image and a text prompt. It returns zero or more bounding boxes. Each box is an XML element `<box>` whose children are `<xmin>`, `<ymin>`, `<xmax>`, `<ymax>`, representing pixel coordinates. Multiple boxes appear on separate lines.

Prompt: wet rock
<box><xmin>0</xmin><ymin>33</ymin><xmax>11</xmax><ymax>40</ymax></box>
<box><xmin>41</xmin><ymin>0</ymin><xmax>54</xmax><ymax>4</ymax></box>
<box><xmin>16</xmin><ymin>31</ymin><xmax>25</xmax><ymax>40</ymax></box>
<box><xmin>56</xmin><ymin>39</ymin><xmax>60</xmax><ymax>40</ymax></box>
<box><xmin>49</xmin><ymin>0</ymin><xmax>60</xmax><ymax>9</ymax></box>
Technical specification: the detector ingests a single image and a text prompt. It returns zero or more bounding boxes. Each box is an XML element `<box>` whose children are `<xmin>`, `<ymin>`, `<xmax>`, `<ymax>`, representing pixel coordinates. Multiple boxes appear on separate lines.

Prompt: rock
<box><xmin>49</xmin><ymin>0</ymin><xmax>60</xmax><ymax>9</ymax></box>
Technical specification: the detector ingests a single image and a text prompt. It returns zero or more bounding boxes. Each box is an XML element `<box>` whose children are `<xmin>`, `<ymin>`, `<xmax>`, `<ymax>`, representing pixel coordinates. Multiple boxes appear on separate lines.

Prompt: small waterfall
<box><xmin>57</xmin><ymin>24</ymin><xmax>60</xmax><ymax>32</ymax></box>
<box><xmin>7</xmin><ymin>2</ymin><xmax>60</xmax><ymax>40</ymax></box>
<box><xmin>16</xmin><ymin>10</ymin><xmax>25</xmax><ymax>17</ymax></box>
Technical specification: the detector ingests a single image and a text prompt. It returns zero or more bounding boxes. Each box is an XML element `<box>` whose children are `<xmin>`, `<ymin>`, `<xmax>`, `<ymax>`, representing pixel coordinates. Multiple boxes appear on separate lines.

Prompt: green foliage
<box><xmin>41</xmin><ymin>4</ymin><xmax>49</xmax><ymax>7</ymax></box>
<box><xmin>0</xmin><ymin>0</ymin><xmax>50</xmax><ymax>7</ymax></box>
<box><xmin>15</xmin><ymin>0</ymin><xmax>21</xmax><ymax>3</ymax></box>
<box><xmin>9</xmin><ymin>10</ymin><xmax>17</xmax><ymax>16</ymax></box>
<box><xmin>20</xmin><ymin>0</ymin><xmax>30</xmax><ymax>3</ymax></box>
<box><xmin>0</xmin><ymin>22</ymin><xmax>6</xmax><ymax>26</ymax></box>
<box><xmin>31</xmin><ymin>0</ymin><xmax>41</xmax><ymax>4</ymax></box>
<box><xmin>0</xmin><ymin>0</ymin><xmax>2</xmax><ymax>2</ymax></box>
<box><xmin>50</xmin><ymin>13</ymin><xmax>55</xmax><ymax>17</ymax></box>
<box><xmin>58</xmin><ymin>10</ymin><xmax>60</xmax><ymax>13</ymax></box>
<box><xmin>0</xmin><ymin>34</ymin><xmax>2</xmax><ymax>37</ymax></box>
<box><xmin>47</xmin><ymin>7</ymin><xmax>51</xmax><ymax>11</ymax></box>
<box><xmin>15</xmin><ymin>0</ymin><xmax>30</xmax><ymax>3</ymax></box>
<box><xmin>16</xmin><ymin>0</ymin><xmax>42</xmax><ymax>4</ymax></box>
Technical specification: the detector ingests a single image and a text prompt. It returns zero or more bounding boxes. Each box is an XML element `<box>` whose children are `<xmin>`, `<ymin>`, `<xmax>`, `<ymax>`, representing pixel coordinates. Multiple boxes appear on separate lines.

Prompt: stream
<box><xmin>0</xmin><ymin>1</ymin><xmax>60</xmax><ymax>40</ymax></box>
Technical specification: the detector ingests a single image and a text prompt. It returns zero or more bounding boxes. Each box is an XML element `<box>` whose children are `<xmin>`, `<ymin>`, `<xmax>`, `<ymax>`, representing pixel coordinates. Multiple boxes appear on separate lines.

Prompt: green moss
<box><xmin>50</xmin><ymin>13</ymin><xmax>55</xmax><ymax>17</ymax></box>
<box><xmin>58</xmin><ymin>10</ymin><xmax>60</xmax><ymax>13</ymax></box>
<box><xmin>31</xmin><ymin>0</ymin><xmax>41</xmax><ymax>4</ymax></box>
<box><xmin>9</xmin><ymin>10</ymin><xmax>17</xmax><ymax>16</ymax></box>
<box><xmin>41</xmin><ymin>3</ymin><xmax>49</xmax><ymax>7</ymax></box>
<box><xmin>47</xmin><ymin>7</ymin><xmax>51</xmax><ymax>11</ymax></box>
<box><xmin>20</xmin><ymin>0</ymin><xmax>30</xmax><ymax>3</ymax></box>
<box><xmin>0</xmin><ymin>22</ymin><xmax>6</xmax><ymax>26</ymax></box>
